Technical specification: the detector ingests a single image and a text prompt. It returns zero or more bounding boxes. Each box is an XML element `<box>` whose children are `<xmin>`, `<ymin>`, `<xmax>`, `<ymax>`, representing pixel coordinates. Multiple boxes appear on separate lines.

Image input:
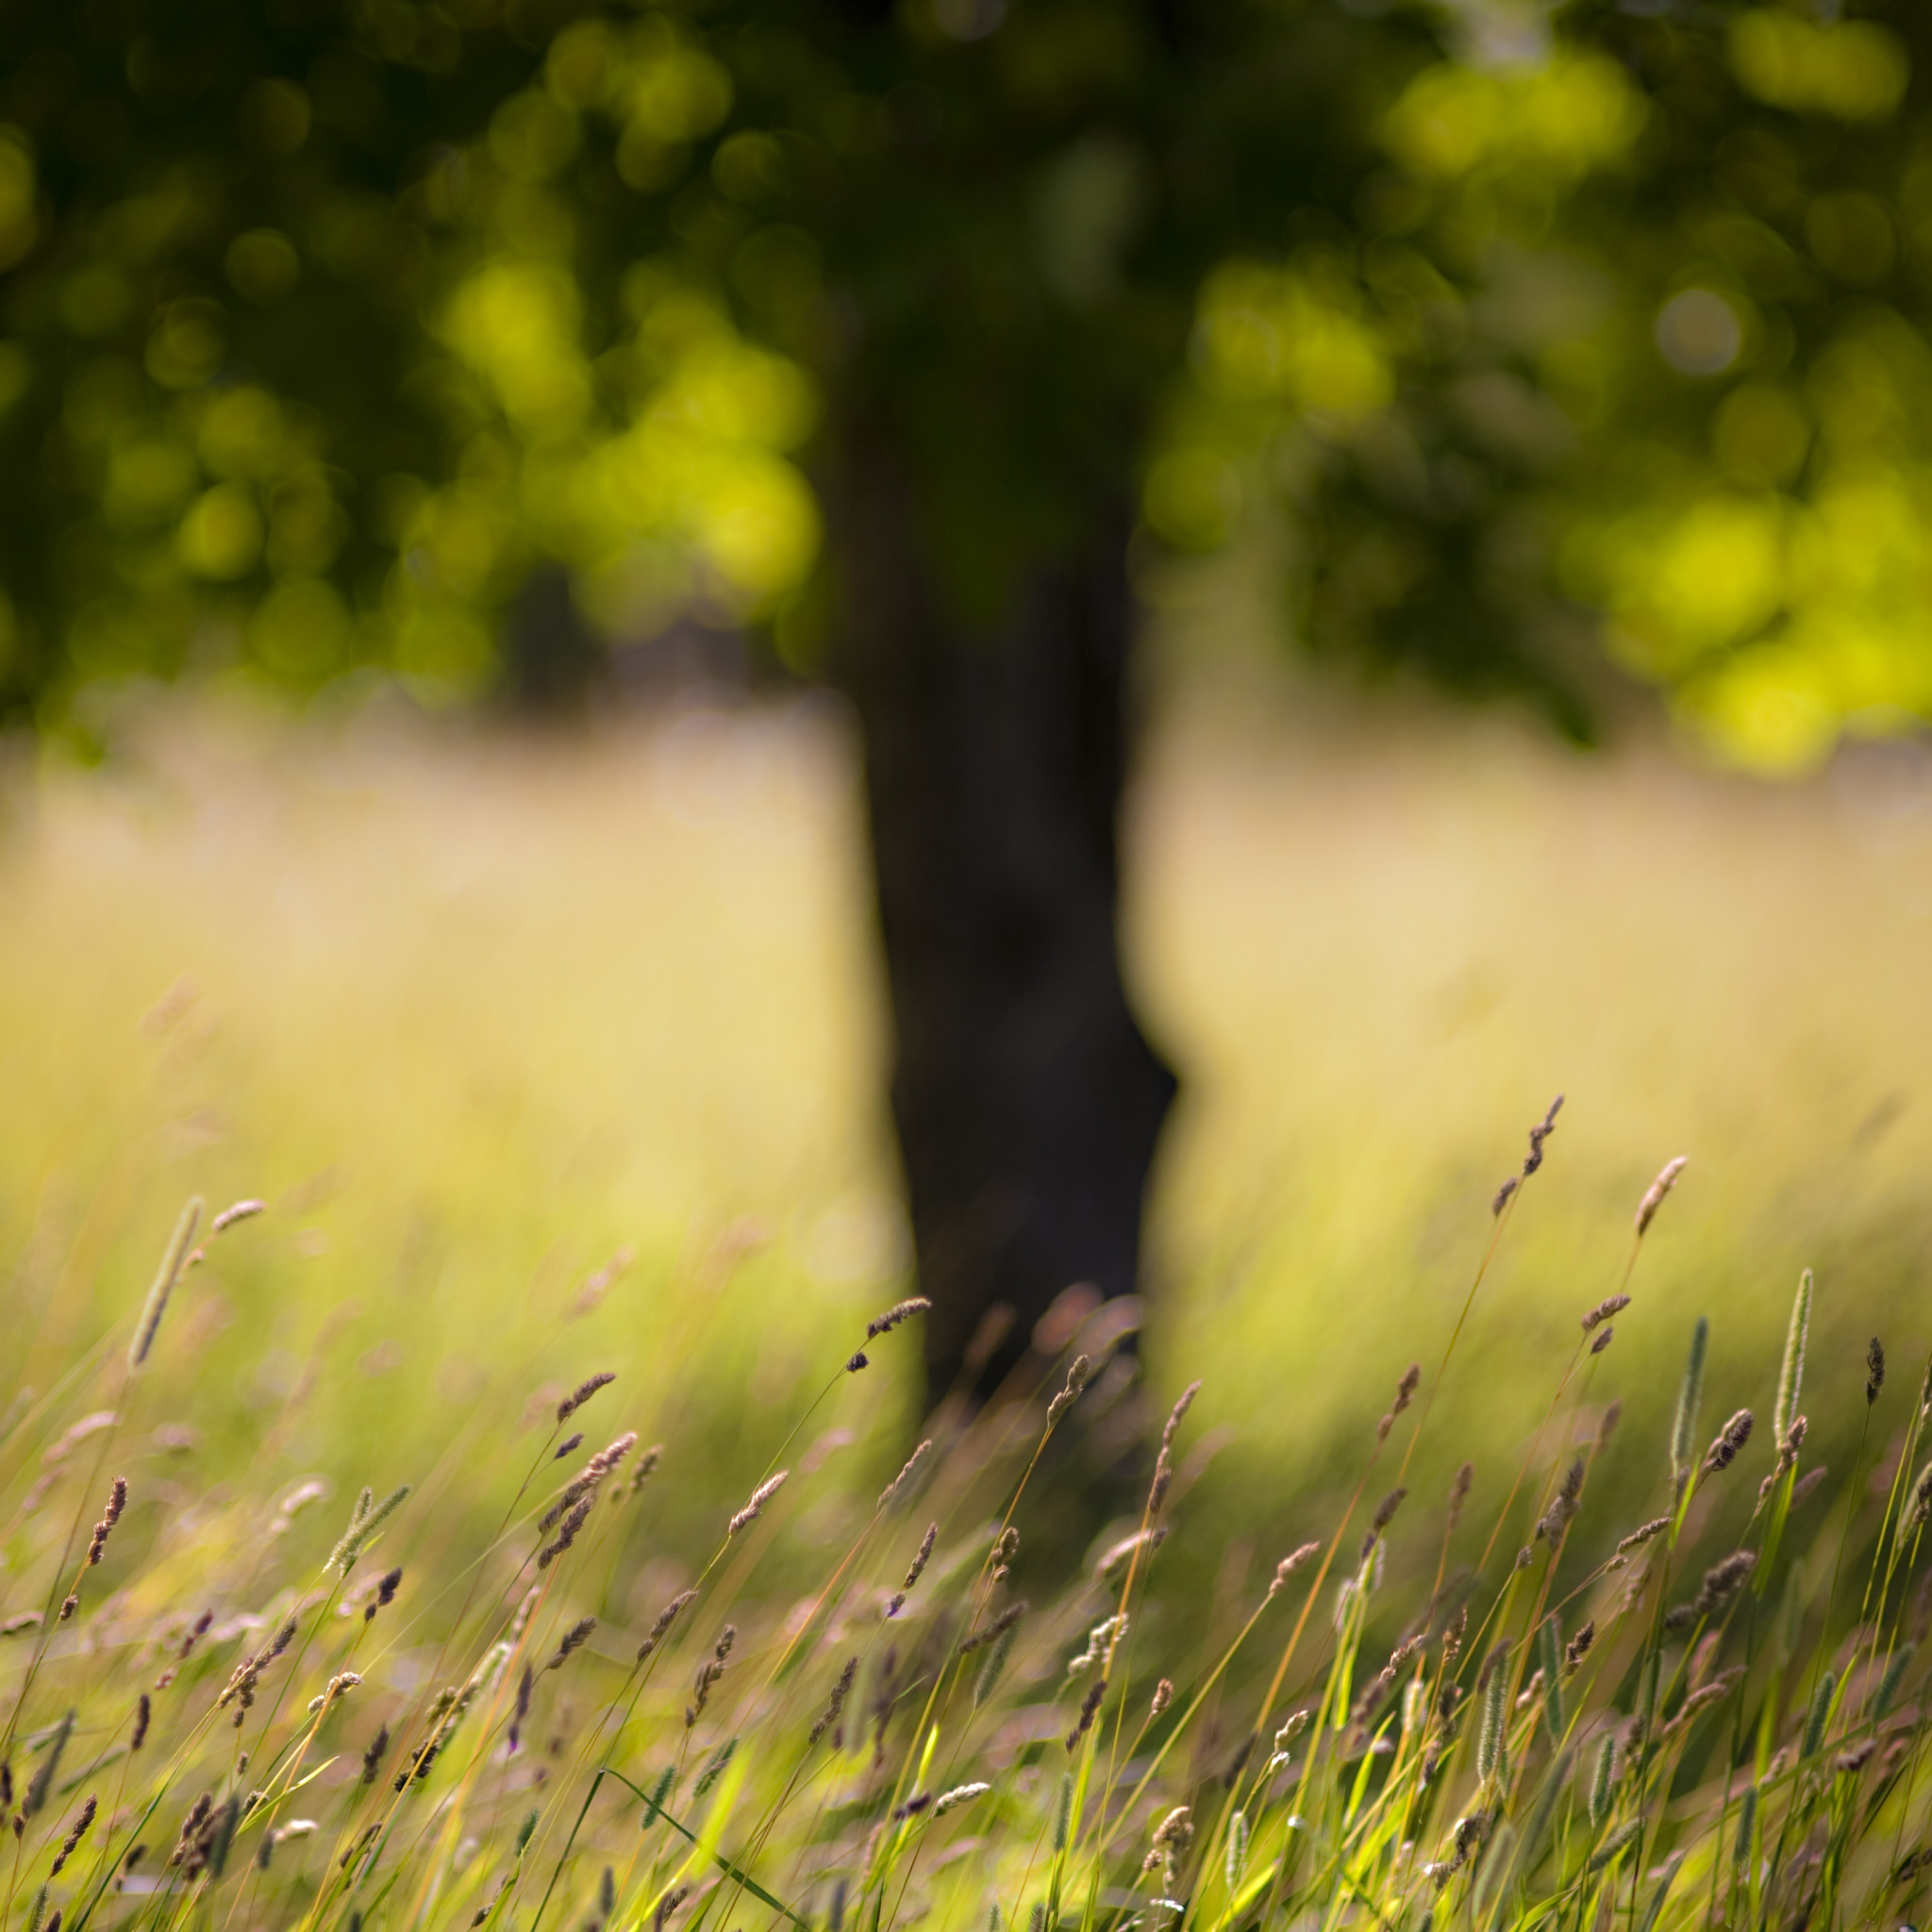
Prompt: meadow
<box><xmin>3</xmin><ymin>673</ymin><xmax>1932</xmax><ymax>1929</ymax></box>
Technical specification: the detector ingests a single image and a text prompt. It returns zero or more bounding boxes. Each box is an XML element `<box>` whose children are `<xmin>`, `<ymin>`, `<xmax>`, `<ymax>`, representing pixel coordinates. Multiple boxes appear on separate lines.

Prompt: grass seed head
<box><xmin>878</xmin><ymin>1441</ymin><xmax>931</xmax><ymax>1509</ymax></box>
<box><xmin>727</xmin><ymin>1470</ymin><xmax>788</xmax><ymax>1538</ymax></box>
<box><xmin>636</xmin><ymin>1588</ymin><xmax>699</xmax><ymax>1662</ymax></box>
<box><xmin>1046</xmin><ymin>1356</ymin><xmax>1091</xmax><ymax>1426</ymax></box>
<box><xmin>364</xmin><ymin>1565</ymin><xmax>403</xmax><ymax>1624</ymax></box>
<box><xmin>1634</xmin><ymin>1156</ymin><xmax>1688</xmax><ymax>1236</ymax></box>
<box><xmin>1703</xmin><ymin>1408</ymin><xmax>1755</xmax><ymax>1474</ymax></box>
<box><xmin>557</xmin><ymin>1372</ymin><xmax>615</xmax><ymax>1424</ymax></box>
<box><xmin>130</xmin><ymin>1197</ymin><xmax>203</xmax><ymax>1370</ymax></box>
<box><xmin>49</xmin><ymin>1795</ymin><xmax>95</xmax><ymax>1876</ymax></box>
<box><xmin>548</xmin><ymin>1616</ymin><xmax>596</xmax><ymax>1671</ymax></box>
<box><xmin>1269</xmin><ymin>1541</ymin><xmax>1320</xmax><ymax>1598</ymax></box>
<box><xmin>1671</xmin><ymin>1316</ymin><xmax>1710</xmax><ymax>1498</ymax></box>
<box><xmin>864</xmin><ymin>1298</ymin><xmax>931</xmax><ymax>1341</ymax></box>
<box><xmin>1802</xmin><ymin>1669</ymin><xmax>1836</xmax><ymax>1758</ymax></box>
<box><xmin>1588</xmin><ymin>1734</ymin><xmax>1617</xmax><ymax>1827</ymax></box>
<box><xmin>889</xmin><ymin>1522</ymin><xmax>938</xmax><ymax>1615</ymax></box>
<box><xmin>809</xmin><ymin>1656</ymin><xmax>858</xmax><ymax>1747</ymax></box>
<box><xmin>85</xmin><ymin>1475</ymin><xmax>128</xmax><ymax>1566</ymax></box>
<box><xmin>538</xmin><ymin>1495</ymin><xmax>594</xmax><ymax>1567</ymax></box>
<box><xmin>1521</xmin><ymin>1093</ymin><xmax>1563</xmax><ymax>1177</ymax></box>
<box><xmin>960</xmin><ymin>1600</ymin><xmax>1027</xmax><ymax>1656</ymax></box>
<box><xmin>24</xmin><ymin>1712</ymin><xmax>72</xmax><ymax>1819</ymax></box>
<box><xmin>1774</xmin><ymin>1271</ymin><xmax>1812</xmax><ymax>1447</ymax></box>
<box><xmin>1582</xmin><ymin>1294</ymin><xmax>1630</xmax><ymax>1334</ymax></box>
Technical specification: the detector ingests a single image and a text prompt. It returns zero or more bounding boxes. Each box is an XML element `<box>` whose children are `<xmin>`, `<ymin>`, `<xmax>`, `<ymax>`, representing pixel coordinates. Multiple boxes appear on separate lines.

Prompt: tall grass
<box><xmin>6</xmin><ymin>1108</ymin><xmax>1932</xmax><ymax>1932</ymax></box>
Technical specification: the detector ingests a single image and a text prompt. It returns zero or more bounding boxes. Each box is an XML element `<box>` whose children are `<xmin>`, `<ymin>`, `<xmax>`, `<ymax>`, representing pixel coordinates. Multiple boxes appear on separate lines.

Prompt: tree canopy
<box><xmin>0</xmin><ymin>0</ymin><xmax>1926</xmax><ymax>773</ymax></box>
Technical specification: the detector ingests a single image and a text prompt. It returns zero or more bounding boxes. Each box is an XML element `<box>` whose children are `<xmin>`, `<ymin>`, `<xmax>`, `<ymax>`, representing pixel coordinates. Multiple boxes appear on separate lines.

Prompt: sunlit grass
<box><xmin>7</xmin><ymin>682</ymin><xmax>1932</xmax><ymax>1927</ymax></box>
<box><xmin>8</xmin><ymin>681</ymin><xmax>1932</xmax><ymax>1540</ymax></box>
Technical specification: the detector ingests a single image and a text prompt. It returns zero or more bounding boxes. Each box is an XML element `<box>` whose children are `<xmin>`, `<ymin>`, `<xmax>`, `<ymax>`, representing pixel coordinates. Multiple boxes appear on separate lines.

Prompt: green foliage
<box><xmin>1</xmin><ymin>0</ymin><xmax>1929</xmax><ymax>768</ymax></box>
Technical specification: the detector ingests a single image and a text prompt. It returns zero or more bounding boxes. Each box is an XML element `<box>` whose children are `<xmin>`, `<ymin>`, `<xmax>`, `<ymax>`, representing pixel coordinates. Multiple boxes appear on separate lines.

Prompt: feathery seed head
<box><xmin>130</xmin><ymin>1197</ymin><xmax>203</xmax><ymax>1370</ymax></box>
<box><xmin>727</xmin><ymin>1471</ymin><xmax>788</xmax><ymax>1538</ymax></box>
<box><xmin>636</xmin><ymin>1589</ymin><xmax>698</xmax><ymax>1662</ymax></box>
<box><xmin>1521</xmin><ymin>1093</ymin><xmax>1563</xmax><ymax>1177</ymax></box>
<box><xmin>864</xmin><ymin>1298</ymin><xmax>932</xmax><ymax>1342</ymax></box>
<box><xmin>1703</xmin><ymin>1408</ymin><xmax>1754</xmax><ymax>1474</ymax></box>
<box><xmin>1269</xmin><ymin>1541</ymin><xmax>1320</xmax><ymax>1598</ymax></box>
<box><xmin>878</xmin><ymin>1441</ymin><xmax>931</xmax><ymax>1509</ymax></box>
<box><xmin>557</xmin><ymin>1373</ymin><xmax>615</xmax><ymax>1424</ymax></box>
<box><xmin>1670</xmin><ymin>1316</ymin><xmax>1709</xmax><ymax>1497</ymax></box>
<box><xmin>1582</xmin><ymin>1294</ymin><xmax>1630</xmax><ymax>1334</ymax></box>
<box><xmin>1634</xmin><ymin>1156</ymin><xmax>1688</xmax><ymax>1237</ymax></box>
<box><xmin>1774</xmin><ymin>1272</ymin><xmax>1812</xmax><ymax>1447</ymax></box>
<box><xmin>1046</xmin><ymin>1356</ymin><xmax>1091</xmax><ymax>1426</ymax></box>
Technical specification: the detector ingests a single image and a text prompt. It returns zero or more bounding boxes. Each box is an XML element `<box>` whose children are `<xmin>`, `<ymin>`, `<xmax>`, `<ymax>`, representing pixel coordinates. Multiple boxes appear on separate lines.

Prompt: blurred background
<box><xmin>4</xmin><ymin>0</ymin><xmax>1932</xmax><ymax>1590</ymax></box>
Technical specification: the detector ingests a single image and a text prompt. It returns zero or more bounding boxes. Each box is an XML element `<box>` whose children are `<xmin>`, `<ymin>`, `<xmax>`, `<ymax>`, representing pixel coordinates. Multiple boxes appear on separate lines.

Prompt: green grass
<box><xmin>5</xmin><ymin>684</ymin><xmax>1932</xmax><ymax>1928</ymax></box>
<box><xmin>0</xmin><ymin>1155</ymin><xmax>1924</xmax><ymax>1932</ymax></box>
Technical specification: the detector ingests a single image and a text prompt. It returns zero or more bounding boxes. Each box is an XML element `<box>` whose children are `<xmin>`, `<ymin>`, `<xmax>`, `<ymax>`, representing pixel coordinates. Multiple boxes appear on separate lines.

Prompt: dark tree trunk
<box><xmin>826</xmin><ymin>433</ymin><xmax>1177</xmax><ymax>1411</ymax></box>
<box><xmin>500</xmin><ymin>563</ymin><xmax>606</xmax><ymax>723</ymax></box>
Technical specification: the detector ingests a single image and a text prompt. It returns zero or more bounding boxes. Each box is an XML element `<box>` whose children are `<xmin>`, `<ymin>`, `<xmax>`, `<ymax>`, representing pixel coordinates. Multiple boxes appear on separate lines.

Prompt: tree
<box><xmin>1</xmin><ymin>0</ymin><xmax>1927</xmax><ymax>1403</ymax></box>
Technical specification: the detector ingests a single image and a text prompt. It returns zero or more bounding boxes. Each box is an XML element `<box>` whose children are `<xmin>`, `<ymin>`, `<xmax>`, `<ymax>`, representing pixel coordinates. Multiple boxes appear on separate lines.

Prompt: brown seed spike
<box><xmin>365</xmin><ymin>1567</ymin><xmax>403</xmax><ymax>1624</ymax></box>
<box><xmin>1703</xmin><ymin>1409</ymin><xmax>1755</xmax><ymax>1474</ymax></box>
<box><xmin>865</xmin><ymin>1298</ymin><xmax>932</xmax><ymax>1342</ymax></box>
<box><xmin>888</xmin><ymin>1523</ymin><xmax>938</xmax><ymax>1615</ymax></box>
<box><xmin>1634</xmin><ymin>1156</ymin><xmax>1689</xmax><ymax>1238</ymax></box>
<box><xmin>1046</xmin><ymin>1357</ymin><xmax>1091</xmax><ymax>1426</ymax></box>
<box><xmin>808</xmin><ymin>1657</ymin><xmax>858</xmax><ymax>1746</ymax></box>
<box><xmin>538</xmin><ymin>1498</ymin><xmax>593</xmax><ymax>1568</ymax></box>
<box><xmin>547</xmin><ymin>1617</ymin><xmax>596</xmax><ymax>1671</ymax></box>
<box><xmin>1268</xmin><ymin>1542</ymin><xmax>1320</xmax><ymax>1598</ymax></box>
<box><xmin>1491</xmin><ymin>1176</ymin><xmax>1519</xmax><ymax>1217</ymax></box>
<box><xmin>1868</xmin><ymin>1338</ymin><xmax>1887</xmax><ymax>1406</ymax></box>
<box><xmin>1161</xmin><ymin>1380</ymin><xmax>1202</xmax><ymax>1453</ymax></box>
<box><xmin>636</xmin><ymin>1589</ymin><xmax>698</xmax><ymax>1662</ymax></box>
<box><xmin>1521</xmin><ymin>1093</ymin><xmax>1563</xmax><ymax>1177</ymax></box>
<box><xmin>727</xmin><ymin>1471</ymin><xmax>789</xmax><ymax>1538</ymax></box>
<box><xmin>878</xmin><ymin>1442</ymin><xmax>931</xmax><ymax>1509</ymax></box>
<box><xmin>1065</xmin><ymin>1676</ymin><xmax>1107</xmax><ymax>1750</ymax></box>
<box><xmin>556</xmin><ymin>1373</ymin><xmax>615</xmax><ymax>1424</ymax></box>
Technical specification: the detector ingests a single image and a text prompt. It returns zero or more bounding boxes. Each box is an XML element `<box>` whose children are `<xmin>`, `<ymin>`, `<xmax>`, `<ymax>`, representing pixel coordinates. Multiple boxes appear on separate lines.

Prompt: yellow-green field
<box><xmin>4</xmin><ymin>682</ymin><xmax>1932</xmax><ymax>1931</ymax></box>
<box><xmin>8</xmin><ymin>684</ymin><xmax>1931</xmax><ymax>1514</ymax></box>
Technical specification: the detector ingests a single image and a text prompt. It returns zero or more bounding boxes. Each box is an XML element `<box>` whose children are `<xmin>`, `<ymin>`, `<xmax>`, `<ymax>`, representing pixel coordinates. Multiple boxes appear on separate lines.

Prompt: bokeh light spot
<box><xmin>1655</xmin><ymin>290</ymin><xmax>1742</xmax><ymax>376</ymax></box>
